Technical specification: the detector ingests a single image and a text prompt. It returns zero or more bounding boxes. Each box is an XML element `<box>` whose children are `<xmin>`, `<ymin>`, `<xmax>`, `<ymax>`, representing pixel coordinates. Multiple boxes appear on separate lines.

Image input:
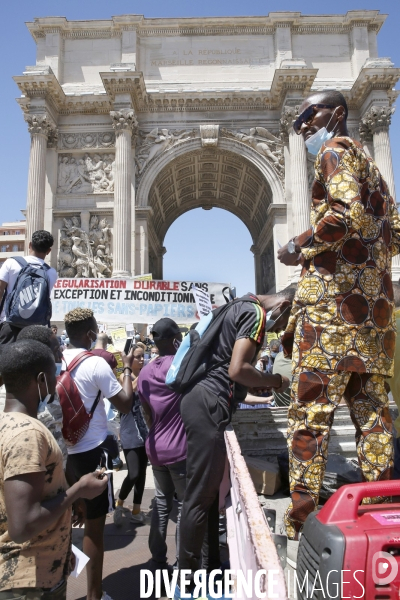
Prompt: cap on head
<box><xmin>151</xmin><ymin>317</ymin><xmax>180</xmax><ymax>341</ymax></box>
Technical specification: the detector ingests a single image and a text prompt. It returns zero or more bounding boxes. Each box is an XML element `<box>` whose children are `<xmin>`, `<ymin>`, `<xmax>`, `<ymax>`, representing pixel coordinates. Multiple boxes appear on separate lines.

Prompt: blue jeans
<box><xmin>149</xmin><ymin>459</ymin><xmax>187</xmax><ymax>566</ymax></box>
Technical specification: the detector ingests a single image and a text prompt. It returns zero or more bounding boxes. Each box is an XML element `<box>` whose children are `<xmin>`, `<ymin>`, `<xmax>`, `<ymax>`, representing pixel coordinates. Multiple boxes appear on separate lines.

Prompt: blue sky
<box><xmin>1</xmin><ymin>0</ymin><xmax>399</xmax><ymax>294</ymax></box>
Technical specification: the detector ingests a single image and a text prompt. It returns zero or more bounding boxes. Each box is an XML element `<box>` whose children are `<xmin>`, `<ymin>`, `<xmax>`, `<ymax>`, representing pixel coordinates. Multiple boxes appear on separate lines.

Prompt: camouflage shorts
<box><xmin>0</xmin><ymin>580</ymin><xmax>66</xmax><ymax>600</ymax></box>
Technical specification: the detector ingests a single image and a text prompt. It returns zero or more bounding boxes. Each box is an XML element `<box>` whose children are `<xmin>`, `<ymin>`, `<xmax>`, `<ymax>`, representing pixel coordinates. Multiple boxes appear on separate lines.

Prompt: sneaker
<box><xmin>101</xmin><ymin>593</ymin><xmax>114</xmax><ymax>600</ymax></box>
<box><xmin>113</xmin><ymin>506</ymin><xmax>124</xmax><ymax>526</ymax></box>
<box><xmin>112</xmin><ymin>456</ymin><xmax>123</xmax><ymax>471</ymax></box>
<box><xmin>130</xmin><ymin>511</ymin><xmax>146</xmax><ymax>524</ymax></box>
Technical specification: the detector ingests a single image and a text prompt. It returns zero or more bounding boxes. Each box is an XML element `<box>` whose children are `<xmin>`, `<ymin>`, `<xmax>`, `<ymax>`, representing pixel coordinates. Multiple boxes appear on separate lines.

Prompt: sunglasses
<box><xmin>293</xmin><ymin>104</ymin><xmax>335</xmax><ymax>135</ymax></box>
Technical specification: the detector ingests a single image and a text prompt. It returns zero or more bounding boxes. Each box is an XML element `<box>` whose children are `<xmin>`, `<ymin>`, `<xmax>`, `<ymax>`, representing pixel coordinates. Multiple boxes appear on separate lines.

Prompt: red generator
<box><xmin>296</xmin><ymin>480</ymin><xmax>400</xmax><ymax>599</ymax></box>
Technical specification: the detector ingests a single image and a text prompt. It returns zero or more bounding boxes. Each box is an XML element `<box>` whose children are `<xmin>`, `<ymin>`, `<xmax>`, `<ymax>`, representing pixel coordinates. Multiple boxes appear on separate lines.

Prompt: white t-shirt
<box><xmin>0</xmin><ymin>256</ymin><xmax>58</xmax><ymax>322</ymax></box>
<box><xmin>62</xmin><ymin>348</ymin><xmax>122</xmax><ymax>455</ymax></box>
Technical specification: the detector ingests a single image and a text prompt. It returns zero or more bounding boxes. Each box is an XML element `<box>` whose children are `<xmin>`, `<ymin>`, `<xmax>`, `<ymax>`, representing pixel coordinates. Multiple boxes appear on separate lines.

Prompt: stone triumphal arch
<box><xmin>14</xmin><ymin>11</ymin><xmax>400</xmax><ymax>291</ymax></box>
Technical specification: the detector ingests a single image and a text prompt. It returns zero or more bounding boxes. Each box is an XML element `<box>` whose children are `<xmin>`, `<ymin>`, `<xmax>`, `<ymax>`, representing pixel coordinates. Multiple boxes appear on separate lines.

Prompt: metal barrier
<box><xmin>224</xmin><ymin>425</ymin><xmax>287</xmax><ymax>599</ymax></box>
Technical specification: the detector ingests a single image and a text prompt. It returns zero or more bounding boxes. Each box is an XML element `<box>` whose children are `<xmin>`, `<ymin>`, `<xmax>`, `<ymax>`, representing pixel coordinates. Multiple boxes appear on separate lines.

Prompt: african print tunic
<box><xmin>282</xmin><ymin>136</ymin><xmax>400</xmax><ymax>377</ymax></box>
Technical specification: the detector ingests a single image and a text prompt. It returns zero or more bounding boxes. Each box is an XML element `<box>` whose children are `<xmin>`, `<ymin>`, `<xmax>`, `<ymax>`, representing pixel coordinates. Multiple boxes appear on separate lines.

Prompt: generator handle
<box><xmin>318</xmin><ymin>480</ymin><xmax>400</xmax><ymax>525</ymax></box>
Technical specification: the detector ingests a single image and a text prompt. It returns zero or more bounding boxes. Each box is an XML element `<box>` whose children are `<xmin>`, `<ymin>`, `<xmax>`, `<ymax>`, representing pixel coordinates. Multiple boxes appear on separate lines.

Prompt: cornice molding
<box><xmin>347</xmin><ymin>62</ymin><xmax>400</xmax><ymax>109</ymax></box>
<box><xmin>14</xmin><ymin>61</ymin><xmax>399</xmax><ymax>116</ymax></box>
<box><xmin>26</xmin><ymin>11</ymin><xmax>387</xmax><ymax>42</ymax></box>
<box><xmin>100</xmin><ymin>72</ymin><xmax>148</xmax><ymax>113</ymax></box>
<box><xmin>270</xmin><ymin>66</ymin><xmax>318</xmax><ymax>108</ymax></box>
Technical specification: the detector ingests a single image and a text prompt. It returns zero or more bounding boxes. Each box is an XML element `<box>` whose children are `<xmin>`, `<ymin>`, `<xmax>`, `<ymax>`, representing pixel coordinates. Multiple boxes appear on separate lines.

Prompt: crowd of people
<box><xmin>0</xmin><ymin>87</ymin><xmax>400</xmax><ymax>600</ymax></box>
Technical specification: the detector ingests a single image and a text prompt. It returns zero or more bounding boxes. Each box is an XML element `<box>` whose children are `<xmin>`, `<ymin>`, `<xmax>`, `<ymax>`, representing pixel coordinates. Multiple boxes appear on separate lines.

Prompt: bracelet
<box><xmin>123</xmin><ymin>373</ymin><xmax>132</xmax><ymax>378</ymax></box>
<box><xmin>273</xmin><ymin>373</ymin><xmax>283</xmax><ymax>389</ymax></box>
<box><xmin>123</xmin><ymin>367</ymin><xmax>132</xmax><ymax>373</ymax></box>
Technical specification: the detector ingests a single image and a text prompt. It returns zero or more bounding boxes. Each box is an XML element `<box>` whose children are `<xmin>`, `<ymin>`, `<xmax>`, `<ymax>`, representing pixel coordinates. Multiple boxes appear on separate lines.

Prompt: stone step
<box><xmin>232</xmin><ymin>403</ymin><xmax>398</xmax><ymax>462</ymax></box>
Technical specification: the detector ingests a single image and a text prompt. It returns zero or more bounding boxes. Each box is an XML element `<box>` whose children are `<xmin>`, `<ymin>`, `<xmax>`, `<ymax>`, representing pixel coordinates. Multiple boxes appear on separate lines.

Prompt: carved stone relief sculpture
<box><xmin>58</xmin><ymin>215</ymin><xmax>113</xmax><ymax>278</ymax></box>
<box><xmin>200</xmin><ymin>124</ymin><xmax>219</xmax><ymax>147</ymax></box>
<box><xmin>135</xmin><ymin>128</ymin><xmax>197</xmax><ymax>175</ymax></box>
<box><xmin>220</xmin><ymin>126</ymin><xmax>284</xmax><ymax>179</ymax></box>
<box><xmin>58</xmin><ymin>131</ymin><xmax>115</xmax><ymax>150</ymax></box>
<box><xmin>57</xmin><ymin>153</ymin><xmax>115</xmax><ymax>194</ymax></box>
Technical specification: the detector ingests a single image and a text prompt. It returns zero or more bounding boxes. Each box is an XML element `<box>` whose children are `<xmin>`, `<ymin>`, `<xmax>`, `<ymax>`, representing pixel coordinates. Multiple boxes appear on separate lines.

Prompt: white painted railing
<box><xmin>224</xmin><ymin>425</ymin><xmax>287</xmax><ymax>599</ymax></box>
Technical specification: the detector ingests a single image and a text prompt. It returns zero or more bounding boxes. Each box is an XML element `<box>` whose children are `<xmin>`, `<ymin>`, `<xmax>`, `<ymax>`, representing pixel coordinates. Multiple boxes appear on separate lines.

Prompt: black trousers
<box><xmin>179</xmin><ymin>384</ymin><xmax>230</xmax><ymax>582</ymax></box>
<box><xmin>118</xmin><ymin>446</ymin><xmax>147</xmax><ymax>504</ymax></box>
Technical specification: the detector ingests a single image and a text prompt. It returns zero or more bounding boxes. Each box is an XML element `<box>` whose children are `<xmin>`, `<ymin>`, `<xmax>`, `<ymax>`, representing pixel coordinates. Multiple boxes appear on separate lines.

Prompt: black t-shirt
<box><xmin>198</xmin><ymin>295</ymin><xmax>266</xmax><ymax>404</ymax></box>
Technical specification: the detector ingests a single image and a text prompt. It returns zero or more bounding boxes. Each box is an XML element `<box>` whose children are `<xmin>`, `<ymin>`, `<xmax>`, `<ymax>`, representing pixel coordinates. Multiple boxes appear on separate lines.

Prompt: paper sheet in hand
<box><xmin>71</xmin><ymin>544</ymin><xmax>90</xmax><ymax>577</ymax></box>
<box><xmin>192</xmin><ymin>286</ymin><xmax>213</xmax><ymax>318</ymax></box>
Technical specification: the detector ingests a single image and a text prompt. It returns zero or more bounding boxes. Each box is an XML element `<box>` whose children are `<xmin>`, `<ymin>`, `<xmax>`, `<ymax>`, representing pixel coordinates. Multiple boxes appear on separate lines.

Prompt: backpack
<box><xmin>166</xmin><ymin>297</ymin><xmax>260</xmax><ymax>394</ymax></box>
<box><xmin>57</xmin><ymin>351</ymin><xmax>101</xmax><ymax>446</ymax></box>
<box><xmin>2</xmin><ymin>257</ymin><xmax>52</xmax><ymax>328</ymax></box>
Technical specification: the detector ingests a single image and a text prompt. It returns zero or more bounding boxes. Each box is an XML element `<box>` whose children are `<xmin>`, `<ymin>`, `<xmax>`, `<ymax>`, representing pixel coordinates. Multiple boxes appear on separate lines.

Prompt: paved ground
<box><xmin>67</xmin><ymin>465</ymin><xmax>178</xmax><ymax>600</ymax></box>
<box><xmin>67</xmin><ymin>462</ymin><xmax>298</xmax><ymax>600</ymax></box>
<box><xmin>0</xmin><ymin>388</ymin><xmax>298</xmax><ymax>599</ymax></box>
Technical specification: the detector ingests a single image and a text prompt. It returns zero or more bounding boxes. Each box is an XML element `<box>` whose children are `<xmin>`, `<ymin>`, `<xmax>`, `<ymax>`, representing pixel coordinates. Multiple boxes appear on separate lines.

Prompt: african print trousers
<box><xmin>284</xmin><ymin>368</ymin><xmax>394</xmax><ymax>540</ymax></box>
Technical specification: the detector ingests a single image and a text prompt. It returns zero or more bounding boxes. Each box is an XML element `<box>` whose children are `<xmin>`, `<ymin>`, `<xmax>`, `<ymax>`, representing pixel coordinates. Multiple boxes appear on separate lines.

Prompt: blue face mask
<box><xmin>305</xmin><ymin>109</ymin><xmax>338</xmax><ymax>156</ymax></box>
<box><xmin>265</xmin><ymin>305</ymin><xmax>291</xmax><ymax>332</ymax></box>
<box><xmin>270</xmin><ymin>352</ymin><xmax>278</xmax><ymax>358</ymax></box>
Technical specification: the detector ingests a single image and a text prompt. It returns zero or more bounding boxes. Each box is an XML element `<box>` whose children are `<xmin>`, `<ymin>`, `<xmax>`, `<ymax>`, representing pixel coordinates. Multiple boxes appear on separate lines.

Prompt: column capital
<box><xmin>250</xmin><ymin>244</ymin><xmax>261</xmax><ymax>256</ymax></box>
<box><xmin>110</xmin><ymin>108</ymin><xmax>138</xmax><ymax>138</ymax></box>
<box><xmin>359</xmin><ymin>119</ymin><xmax>373</xmax><ymax>144</ymax></box>
<box><xmin>360</xmin><ymin>105</ymin><xmax>395</xmax><ymax>138</ymax></box>
<box><xmin>280</xmin><ymin>105</ymin><xmax>298</xmax><ymax>140</ymax></box>
<box><xmin>24</xmin><ymin>113</ymin><xmax>56</xmax><ymax>139</ymax></box>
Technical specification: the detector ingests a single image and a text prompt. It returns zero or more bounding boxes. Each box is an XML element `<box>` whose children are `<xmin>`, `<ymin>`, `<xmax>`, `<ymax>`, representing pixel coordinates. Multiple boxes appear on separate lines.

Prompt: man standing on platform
<box><xmin>278</xmin><ymin>89</ymin><xmax>400</xmax><ymax>540</ymax></box>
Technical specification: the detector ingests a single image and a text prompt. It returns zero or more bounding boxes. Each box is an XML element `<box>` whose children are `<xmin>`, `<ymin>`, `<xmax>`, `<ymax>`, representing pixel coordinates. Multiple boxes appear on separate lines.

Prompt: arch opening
<box><xmin>163</xmin><ymin>208</ymin><xmax>255</xmax><ymax>295</ymax></box>
<box><xmin>139</xmin><ymin>146</ymin><xmax>278</xmax><ymax>293</ymax></box>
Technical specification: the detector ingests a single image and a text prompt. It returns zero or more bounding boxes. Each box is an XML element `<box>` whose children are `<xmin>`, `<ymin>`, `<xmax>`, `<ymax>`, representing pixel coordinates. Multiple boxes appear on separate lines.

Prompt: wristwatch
<box><xmin>288</xmin><ymin>238</ymin><xmax>299</xmax><ymax>254</ymax></box>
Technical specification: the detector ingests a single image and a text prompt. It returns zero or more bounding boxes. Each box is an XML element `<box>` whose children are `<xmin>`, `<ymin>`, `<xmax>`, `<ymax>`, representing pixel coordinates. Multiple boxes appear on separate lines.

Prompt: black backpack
<box><xmin>165</xmin><ymin>296</ymin><xmax>259</xmax><ymax>394</ymax></box>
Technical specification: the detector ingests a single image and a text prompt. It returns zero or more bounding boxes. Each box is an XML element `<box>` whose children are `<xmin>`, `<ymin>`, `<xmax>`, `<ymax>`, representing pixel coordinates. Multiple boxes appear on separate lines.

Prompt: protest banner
<box><xmin>51</xmin><ymin>279</ymin><xmax>231</xmax><ymax>324</ymax></box>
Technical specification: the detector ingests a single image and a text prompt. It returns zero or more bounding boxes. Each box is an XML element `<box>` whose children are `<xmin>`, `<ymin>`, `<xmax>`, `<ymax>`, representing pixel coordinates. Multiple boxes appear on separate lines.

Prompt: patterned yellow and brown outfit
<box><xmin>281</xmin><ymin>136</ymin><xmax>400</xmax><ymax>540</ymax></box>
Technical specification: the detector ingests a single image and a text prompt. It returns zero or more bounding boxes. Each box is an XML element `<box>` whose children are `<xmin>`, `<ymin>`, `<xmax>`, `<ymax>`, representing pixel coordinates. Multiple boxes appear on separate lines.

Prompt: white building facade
<box><xmin>14</xmin><ymin>11</ymin><xmax>400</xmax><ymax>292</ymax></box>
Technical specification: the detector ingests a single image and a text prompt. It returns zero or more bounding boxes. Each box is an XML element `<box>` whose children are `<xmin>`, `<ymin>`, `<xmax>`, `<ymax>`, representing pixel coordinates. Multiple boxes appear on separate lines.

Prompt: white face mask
<box><xmin>305</xmin><ymin>109</ymin><xmax>338</xmax><ymax>156</ymax></box>
<box><xmin>38</xmin><ymin>373</ymin><xmax>51</xmax><ymax>412</ymax></box>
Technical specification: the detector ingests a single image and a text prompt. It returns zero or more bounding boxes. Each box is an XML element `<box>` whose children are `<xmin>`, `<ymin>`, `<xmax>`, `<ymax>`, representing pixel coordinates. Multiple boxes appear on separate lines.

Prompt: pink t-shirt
<box><xmin>137</xmin><ymin>355</ymin><xmax>187</xmax><ymax>467</ymax></box>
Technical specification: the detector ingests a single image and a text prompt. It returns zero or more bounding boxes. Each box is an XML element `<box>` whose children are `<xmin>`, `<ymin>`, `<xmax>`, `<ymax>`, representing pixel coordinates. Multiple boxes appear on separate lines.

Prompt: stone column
<box><xmin>156</xmin><ymin>247</ymin><xmax>166</xmax><ymax>280</ymax></box>
<box><xmin>110</xmin><ymin>109</ymin><xmax>138</xmax><ymax>277</ymax></box>
<box><xmin>361</xmin><ymin>105</ymin><xmax>399</xmax><ymax>275</ymax></box>
<box><xmin>24</xmin><ymin>114</ymin><xmax>56</xmax><ymax>252</ymax></box>
<box><xmin>361</xmin><ymin>106</ymin><xmax>396</xmax><ymax>199</ymax></box>
<box><xmin>251</xmin><ymin>245</ymin><xmax>262</xmax><ymax>295</ymax></box>
<box><xmin>139</xmin><ymin>221</ymin><xmax>149</xmax><ymax>275</ymax></box>
<box><xmin>280</xmin><ymin>106</ymin><xmax>310</xmax><ymax>237</ymax></box>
